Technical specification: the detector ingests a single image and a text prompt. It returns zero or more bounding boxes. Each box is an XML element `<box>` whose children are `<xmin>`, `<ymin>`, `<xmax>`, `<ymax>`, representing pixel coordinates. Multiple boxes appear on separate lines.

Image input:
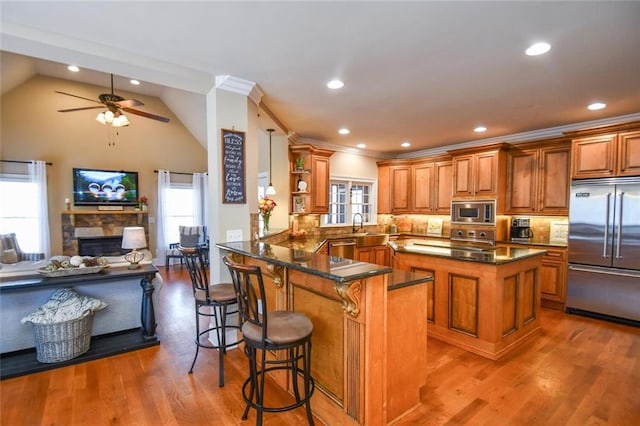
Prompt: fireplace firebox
<box><xmin>77</xmin><ymin>236</ymin><xmax>126</xmax><ymax>256</ymax></box>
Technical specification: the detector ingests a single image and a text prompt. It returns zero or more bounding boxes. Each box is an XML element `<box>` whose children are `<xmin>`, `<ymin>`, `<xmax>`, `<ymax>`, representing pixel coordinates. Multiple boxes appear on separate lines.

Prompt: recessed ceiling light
<box><xmin>130</xmin><ymin>79</ymin><xmax>140</xmax><ymax>86</ymax></box>
<box><xmin>525</xmin><ymin>42</ymin><xmax>551</xmax><ymax>56</ymax></box>
<box><xmin>401</xmin><ymin>141</ymin><xmax>411</xmax><ymax>148</ymax></box>
<box><xmin>67</xmin><ymin>65</ymin><xmax>80</xmax><ymax>72</ymax></box>
<box><xmin>588</xmin><ymin>102</ymin><xmax>606</xmax><ymax>111</ymax></box>
<box><xmin>474</xmin><ymin>126</ymin><xmax>487</xmax><ymax>133</ymax></box>
<box><xmin>327</xmin><ymin>79</ymin><xmax>344</xmax><ymax>89</ymax></box>
<box><xmin>357</xmin><ymin>143</ymin><xmax>366</xmax><ymax>149</ymax></box>
<box><xmin>338</xmin><ymin>128</ymin><xmax>350</xmax><ymax>135</ymax></box>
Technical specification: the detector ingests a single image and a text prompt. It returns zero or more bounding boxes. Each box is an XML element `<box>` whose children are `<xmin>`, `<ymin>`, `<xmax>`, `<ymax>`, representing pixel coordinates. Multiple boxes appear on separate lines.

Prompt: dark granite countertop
<box><xmin>389</xmin><ymin>239</ymin><xmax>546</xmax><ymax>264</ymax></box>
<box><xmin>216</xmin><ymin>241</ymin><xmax>432</xmax><ymax>288</ymax></box>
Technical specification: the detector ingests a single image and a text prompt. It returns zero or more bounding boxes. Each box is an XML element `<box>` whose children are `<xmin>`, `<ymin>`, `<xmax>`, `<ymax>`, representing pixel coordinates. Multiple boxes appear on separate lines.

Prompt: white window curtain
<box><xmin>192</xmin><ymin>172</ymin><xmax>209</xmax><ymax>226</ymax></box>
<box><xmin>28</xmin><ymin>161</ymin><xmax>51</xmax><ymax>258</ymax></box>
<box><xmin>156</xmin><ymin>170</ymin><xmax>171</xmax><ymax>265</ymax></box>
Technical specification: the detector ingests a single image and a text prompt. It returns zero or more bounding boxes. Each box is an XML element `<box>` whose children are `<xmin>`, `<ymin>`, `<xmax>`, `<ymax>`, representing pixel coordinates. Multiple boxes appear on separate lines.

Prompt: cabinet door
<box><xmin>452</xmin><ymin>155</ymin><xmax>474</xmax><ymax>197</ymax></box>
<box><xmin>540</xmin><ymin>248</ymin><xmax>567</xmax><ymax>310</ymax></box>
<box><xmin>571</xmin><ymin>134</ymin><xmax>616</xmax><ymax>179</ymax></box>
<box><xmin>506</xmin><ymin>149</ymin><xmax>538</xmax><ymax>213</ymax></box>
<box><xmin>539</xmin><ymin>146</ymin><xmax>570</xmax><ymax>214</ymax></box>
<box><xmin>412</xmin><ymin>162</ymin><xmax>434</xmax><ymax>212</ymax></box>
<box><xmin>310</xmin><ymin>155</ymin><xmax>330</xmax><ymax>213</ymax></box>
<box><xmin>374</xmin><ymin>246</ymin><xmax>390</xmax><ymax>266</ymax></box>
<box><xmin>390</xmin><ymin>166</ymin><xmax>411</xmax><ymax>212</ymax></box>
<box><xmin>617</xmin><ymin>130</ymin><xmax>640</xmax><ymax>176</ymax></box>
<box><xmin>356</xmin><ymin>246</ymin><xmax>390</xmax><ymax>266</ymax></box>
<box><xmin>474</xmin><ymin>151</ymin><xmax>498</xmax><ymax>197</ymax></box>
<box><xmin>377</xmin><ymin>165</ymin><xmax>391</xmax><ymax>214</ymax></box>
<box><xmin>434</xmin><ymin>160</ymin><xmax>452</xmax><ymax>214</ymax></box>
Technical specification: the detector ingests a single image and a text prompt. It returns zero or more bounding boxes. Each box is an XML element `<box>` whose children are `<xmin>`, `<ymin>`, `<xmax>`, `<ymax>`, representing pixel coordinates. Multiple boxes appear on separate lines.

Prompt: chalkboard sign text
<box><xmin>221</xmin><ymin>129</ymin><xmax>246</xmax><ymax>204</ymax></box>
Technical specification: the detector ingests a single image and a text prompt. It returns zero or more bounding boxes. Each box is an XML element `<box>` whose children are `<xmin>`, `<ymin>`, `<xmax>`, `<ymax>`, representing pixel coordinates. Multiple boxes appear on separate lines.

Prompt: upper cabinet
<box><xmin>506</xmin><ymin>137</ymin><xmax>571</xmax><ymax>215</ymax></box>
<box><xmin>289</xmin><ymin>144</ymin><xmax>334</xmax><ymax>214</ymax></box>
<box><xmin>377</xmin><ymin>155</ymin><xmax>452</xmax><ymax>214</ymax></box>
<box><xmin>566</xmin><ymin>121</ymin><xmax>640</xmax><ymax>179</ymax></box>
<box><xmin>449</xmin><ymin>143</ymin><xmax>508</xmax><ymax>207</ymax></box>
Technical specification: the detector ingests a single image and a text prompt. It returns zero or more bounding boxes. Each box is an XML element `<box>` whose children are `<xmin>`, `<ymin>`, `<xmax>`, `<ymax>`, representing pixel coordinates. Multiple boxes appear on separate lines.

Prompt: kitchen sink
<box><xmin>355</xmin><ymin>233</ymin><xmax>389</xmax><ymax>247</ymax></box>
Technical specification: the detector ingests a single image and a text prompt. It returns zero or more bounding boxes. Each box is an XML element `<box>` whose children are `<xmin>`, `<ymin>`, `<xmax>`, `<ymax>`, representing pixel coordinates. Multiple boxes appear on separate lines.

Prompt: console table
<box><xmin>0</xmin><ymin>264</ymin><xmax>159</xmax><ymax>379</ymax></box>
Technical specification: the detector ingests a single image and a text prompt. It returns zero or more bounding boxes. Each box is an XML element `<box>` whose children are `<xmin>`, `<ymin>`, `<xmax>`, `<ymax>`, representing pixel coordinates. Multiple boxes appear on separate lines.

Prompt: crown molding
<box><xmin>215</xmin><ymin>75</ymin><xmax>264</xmax><ymax>106</ymax></box>
<box><xmin>395</xmin><ymin>112</ymin><xmax>640</xmax><ymax>159</ymax></box>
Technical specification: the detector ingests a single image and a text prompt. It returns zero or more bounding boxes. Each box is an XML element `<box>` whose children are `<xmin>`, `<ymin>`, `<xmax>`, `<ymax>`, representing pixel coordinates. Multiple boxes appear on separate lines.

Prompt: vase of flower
<box><xmin>259</xmin><ymin>196</ymin><xmax>277</xmax><ymax>233</ymax></box>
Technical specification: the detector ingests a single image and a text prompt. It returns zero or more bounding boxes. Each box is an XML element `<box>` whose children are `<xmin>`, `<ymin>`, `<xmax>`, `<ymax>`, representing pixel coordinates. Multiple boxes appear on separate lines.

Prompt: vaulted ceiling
<box><xmin>2</xmin><ymin>1</ymin><xmax>639</xmax><ymax>157</ymax></box>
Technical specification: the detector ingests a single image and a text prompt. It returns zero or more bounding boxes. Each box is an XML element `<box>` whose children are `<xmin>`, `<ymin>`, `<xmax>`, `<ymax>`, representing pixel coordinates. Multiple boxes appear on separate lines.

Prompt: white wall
<box><xmin>330</xmin><ymin>151</ymin><xmax>379</xmax><ymax>180</ymax></box>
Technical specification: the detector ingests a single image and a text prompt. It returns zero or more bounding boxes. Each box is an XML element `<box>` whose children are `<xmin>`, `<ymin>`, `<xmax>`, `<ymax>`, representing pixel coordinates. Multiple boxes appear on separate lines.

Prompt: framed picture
<box><xmin>221</xmin><ymin>129</ymin><xmax>246</xmax><ymax>204</ymax></box>
<box><xmin>293</xmin><ymin>196</ymin><xmax>306</xmax><ymax>213</ymax></box>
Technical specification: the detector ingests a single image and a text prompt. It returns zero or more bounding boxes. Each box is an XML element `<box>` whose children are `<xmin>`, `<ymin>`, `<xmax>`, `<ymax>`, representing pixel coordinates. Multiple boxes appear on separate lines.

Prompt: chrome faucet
<box><xmin>352</xmin><ymin>213</ymin><xmax>364</xmax><ymax>233</ymax></box>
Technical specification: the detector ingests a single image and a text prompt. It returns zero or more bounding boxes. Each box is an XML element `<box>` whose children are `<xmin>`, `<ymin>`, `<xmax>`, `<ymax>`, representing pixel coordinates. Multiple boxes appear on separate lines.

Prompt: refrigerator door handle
<box><xmin>603</xmin><ymin>192</ymin><xmax>612</xmax><ymax>258</ymax></box>
<box><xmin>569</xmin><ymin>264</ymin><xmax>640</xmax><ymax>278</ymax></box>
<box><xmin>615</xmin><ymin>191</ymin><xmax>624</xmax><ymax>259</ymax></box>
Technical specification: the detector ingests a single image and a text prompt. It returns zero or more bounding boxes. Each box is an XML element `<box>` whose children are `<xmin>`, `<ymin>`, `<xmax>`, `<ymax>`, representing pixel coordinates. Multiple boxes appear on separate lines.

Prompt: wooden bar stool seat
<box><xmin>180</xmin><ymin>246</ymin><xmax>242</xmax><ymax>387</ymax></box>
<box><xmin>223</xmin><ymin>254</ymin><xmax>315</xmax><ymax>426</ymax></box>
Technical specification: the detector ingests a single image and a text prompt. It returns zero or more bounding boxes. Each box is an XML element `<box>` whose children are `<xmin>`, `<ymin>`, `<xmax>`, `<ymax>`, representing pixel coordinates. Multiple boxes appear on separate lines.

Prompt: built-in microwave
<box><xmin>451</xmin><ymin>200</ymin><xmax>496</xmax><ymax>225</ymax></box>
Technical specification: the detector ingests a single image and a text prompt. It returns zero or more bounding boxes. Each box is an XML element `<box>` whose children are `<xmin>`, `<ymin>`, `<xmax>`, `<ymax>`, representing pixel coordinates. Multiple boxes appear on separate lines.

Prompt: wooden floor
<box><xmin>1</xmin><ymin>267</ymin><xmax>639</xmax><ymax>425</ymax></box>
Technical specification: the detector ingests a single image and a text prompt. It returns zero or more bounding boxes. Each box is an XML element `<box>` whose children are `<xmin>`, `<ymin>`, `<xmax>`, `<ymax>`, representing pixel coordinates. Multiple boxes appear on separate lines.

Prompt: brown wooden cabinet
<box><xmin>378</xmin><ymin>155</ymin><xmax>452</xmax><ymax>214</ymax></box>
<box><xmin>434</xmin><ymin>159</ymin><xmax>453</xmax><ymax>214</ymax></box>
<box><xmin>566</xmin><ymin>122</ymin><xmax>640</xmax><ymax>179</ymax></box>
<box><xmin>449</xmin><ymin>143</ymin><xmax>508</xmax><ymax>208</ymax></box>
<box><xmin>356</xmin><ymin>245</ymin><xmax>390</xmax><ymax>266</ymax></box>
<box><xmin>390</xmin><ymin>165</ymin><xmax>411</xmax><ymax>212</ymax></box>
<box><xmin>289</xmin><ymin>144</ymin><xmax>334</xmax><ymax>214</ymax></box>
<box><xmin>506</xmin><ymin>138</ymin><xmax>570</xmax><ymax>215</ymax></box>
<box><xmin>411</xmin><ymin>161</ymin><xmax>434</xmax><ymax>212</ymax></box>
<box><xmin>501</xmin><ymin>243</ymin><xmax>567</xmax><ymax>310</ymax></box>
<box><xmin>539</xmin><ymin>247</ymin><xmax>567</xmax><ymax>311</ymax></box>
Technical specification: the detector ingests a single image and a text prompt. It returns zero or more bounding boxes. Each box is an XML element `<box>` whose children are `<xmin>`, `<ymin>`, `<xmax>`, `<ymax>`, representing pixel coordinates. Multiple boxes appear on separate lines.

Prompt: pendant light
<box><xmin>266</xmin><ymin>128</ymin><xmax>276</xmax><ymax>195</ymax></box>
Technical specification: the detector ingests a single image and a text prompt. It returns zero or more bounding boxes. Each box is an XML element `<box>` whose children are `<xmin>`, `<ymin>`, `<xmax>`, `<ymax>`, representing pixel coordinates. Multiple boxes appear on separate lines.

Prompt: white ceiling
<box><xmin>2</xmin><ymin>1</ymin><xmax>640</xmax><ymax>157</ymax></box>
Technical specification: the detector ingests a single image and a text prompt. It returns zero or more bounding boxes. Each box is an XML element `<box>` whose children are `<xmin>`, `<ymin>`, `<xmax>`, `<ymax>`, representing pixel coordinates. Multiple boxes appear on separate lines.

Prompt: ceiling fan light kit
<box><xmin>56</xmin><ymin>73</ymin><xmax>170</xmax><ymax>127</ymax></box>
<box><xmin>96</xmin><ymin>111</ymin><xmax>130</xmax><ymax>127</ymax></box>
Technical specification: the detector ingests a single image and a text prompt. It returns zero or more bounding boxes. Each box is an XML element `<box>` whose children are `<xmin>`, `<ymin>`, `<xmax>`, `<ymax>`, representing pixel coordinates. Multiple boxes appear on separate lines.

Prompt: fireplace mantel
<box><xmin>61</xmin><ymin>210</ymin><xmax>147</xmax><ymax>226</ymax></box>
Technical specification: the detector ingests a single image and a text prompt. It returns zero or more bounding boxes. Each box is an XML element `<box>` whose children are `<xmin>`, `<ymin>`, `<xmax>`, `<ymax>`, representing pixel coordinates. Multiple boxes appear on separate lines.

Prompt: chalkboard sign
<box><xmin>221</xmin><ymin>129</ymin><xmax>246</xmax><ymax>204</ymax></box>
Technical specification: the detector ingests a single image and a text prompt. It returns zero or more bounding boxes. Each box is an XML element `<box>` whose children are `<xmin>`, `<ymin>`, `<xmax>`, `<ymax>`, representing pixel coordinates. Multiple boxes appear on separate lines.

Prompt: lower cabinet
<box><xmin>356</xmin><ymin>245</ymin><xmax>390</xmax><ymax>266</ymax></box>
<box><xmin>539</xmin><ymin>247</ymin><xmax>567</xmax><ymax>310</ymax></box>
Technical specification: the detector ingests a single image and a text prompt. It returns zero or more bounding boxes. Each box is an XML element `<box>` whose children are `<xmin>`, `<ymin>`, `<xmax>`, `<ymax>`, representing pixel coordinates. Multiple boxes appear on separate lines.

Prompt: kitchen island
<box><xmin>389</xmin><ymin>239</ymin><xmax>546</xmax><ymax>360</ymax></box>
<box><xmin>216</xmin><ymin>241</ymin><xmax>432</xmax><ymax>426</ymax></box>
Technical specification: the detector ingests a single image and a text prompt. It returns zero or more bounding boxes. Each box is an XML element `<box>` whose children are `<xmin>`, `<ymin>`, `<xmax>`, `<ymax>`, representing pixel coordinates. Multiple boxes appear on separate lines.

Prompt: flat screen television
<box><xmin>73</xmin><ymin>168</ymin><xmax>139</xmax><ymax>206</ymax></box>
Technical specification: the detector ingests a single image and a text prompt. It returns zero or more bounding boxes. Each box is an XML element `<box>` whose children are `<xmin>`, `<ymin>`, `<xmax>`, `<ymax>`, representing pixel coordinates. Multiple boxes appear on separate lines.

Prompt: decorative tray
<box><xmin>37</xmin><ymin>265</ymin><xmax>108</xmax><ymax>277</ymax></box>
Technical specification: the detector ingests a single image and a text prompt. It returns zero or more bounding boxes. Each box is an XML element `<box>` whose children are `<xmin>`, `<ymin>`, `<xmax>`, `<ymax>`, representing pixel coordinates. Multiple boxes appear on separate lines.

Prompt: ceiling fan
<box><xmin>55</xmin><ymin>74</ymin><xmax>170</xmax><ymax>126</ymax></box>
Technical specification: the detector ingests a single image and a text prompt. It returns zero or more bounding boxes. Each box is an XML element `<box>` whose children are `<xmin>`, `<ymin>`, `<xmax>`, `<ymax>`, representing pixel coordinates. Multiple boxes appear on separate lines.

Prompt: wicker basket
<box><xmin>32</xmin><ymin>313</ymin><xmax>94</xmax><ymax>363</ymax></box>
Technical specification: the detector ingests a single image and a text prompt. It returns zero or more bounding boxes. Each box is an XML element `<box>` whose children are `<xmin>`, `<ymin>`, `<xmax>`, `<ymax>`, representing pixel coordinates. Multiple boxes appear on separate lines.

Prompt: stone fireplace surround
<box><xmin>61</xmin><ymin>211</ymin><xmax>149</xmax><ymax>256</ymax></box>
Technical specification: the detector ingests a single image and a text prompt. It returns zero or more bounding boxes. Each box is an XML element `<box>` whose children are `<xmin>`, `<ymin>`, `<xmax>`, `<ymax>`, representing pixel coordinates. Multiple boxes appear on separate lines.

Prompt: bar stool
<box><xmin>180</xmin><ymin>246</ymin><xmax>241</xmax><ymax>387</ymax></box>
<box><xmin>223</xmin><ymin>254</ymin><xmax>315</xmax><ymax>426</ymax></box>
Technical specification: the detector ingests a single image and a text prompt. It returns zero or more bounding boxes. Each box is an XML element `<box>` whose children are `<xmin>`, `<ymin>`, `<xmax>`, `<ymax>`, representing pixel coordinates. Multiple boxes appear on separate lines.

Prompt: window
<box><xmin>164</xmin><ymin>184</ymin><xmax>195</xmax><ymax>243</ymax></box>
<box><xmin>0</xmin><ymin>174</ymin><xmax>40</xmax><ymax>252</ymax></box>
<box><xmin>324</xmin><ymin>178</ymin><xmax>376</xmax><ymax>226</ymax></box>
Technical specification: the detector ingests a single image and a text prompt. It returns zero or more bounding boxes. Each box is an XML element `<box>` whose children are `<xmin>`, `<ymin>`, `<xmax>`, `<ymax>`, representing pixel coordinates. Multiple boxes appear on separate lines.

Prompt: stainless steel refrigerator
<box><xmin>567</xmin><ymin>177</ymin><xmax>640</xmax><ymax>326</ymax></box>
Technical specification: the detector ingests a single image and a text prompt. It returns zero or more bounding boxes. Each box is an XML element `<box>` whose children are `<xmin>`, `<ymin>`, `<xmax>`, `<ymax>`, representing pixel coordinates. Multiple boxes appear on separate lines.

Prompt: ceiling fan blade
<box><xmin>115</xmin><ymin>99</ymin><xmax>144</xmax><ymax>108</ymax></box>
<box><xmin>58</xmin><ymin>106</ymin><xmax>106</xmax><ymax>112</ymax></box>
<box><xmin>122</xmin><ymin>107</ymin><xmax>170</xmax><ymax>123</ymax></box>
<box><xmin>55</xmin><ymin>90</ymin><xmax>102</xmax><ymax>104</ymax></box>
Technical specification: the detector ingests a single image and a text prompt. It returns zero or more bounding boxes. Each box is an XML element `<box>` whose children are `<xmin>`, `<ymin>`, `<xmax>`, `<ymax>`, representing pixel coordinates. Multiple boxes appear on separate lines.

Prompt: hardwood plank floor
<box><xmin>2</xmin><ymin>267</ymin><xmax>639</xmax><ymax>425</ymax></box>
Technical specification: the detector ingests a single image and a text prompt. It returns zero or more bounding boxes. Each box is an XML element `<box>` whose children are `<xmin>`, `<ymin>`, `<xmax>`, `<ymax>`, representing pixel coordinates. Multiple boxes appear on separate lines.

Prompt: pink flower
<box><xmin>258</xmin><ymin>196</ymin><xmax>277</xmax><ymax>216</ymax></box>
